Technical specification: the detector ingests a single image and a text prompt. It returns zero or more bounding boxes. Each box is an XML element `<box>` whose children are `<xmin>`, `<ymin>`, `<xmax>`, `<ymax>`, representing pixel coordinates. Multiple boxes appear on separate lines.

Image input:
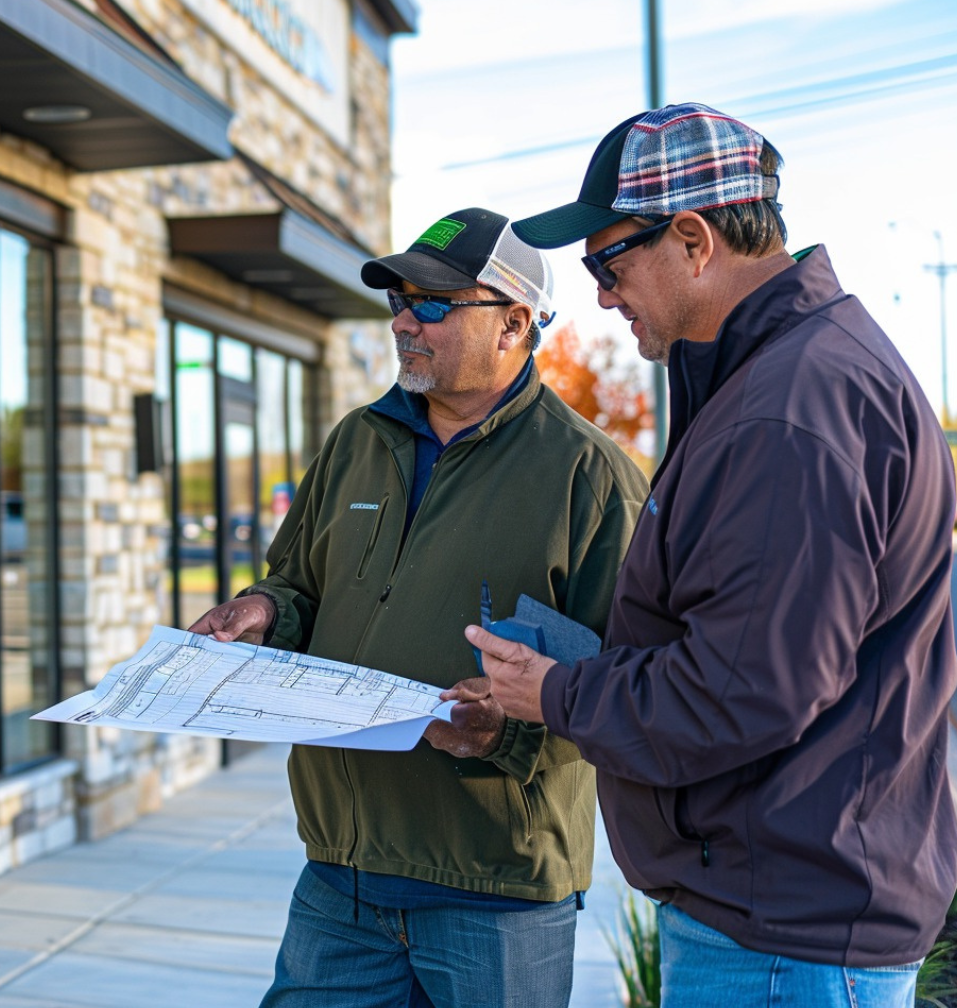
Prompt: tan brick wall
<box><xmin>0</xmin><ymin>759</ymin><xmax>78</xmax><ymax>871</ymax></box>
<box><xmin>0</xmin><ymin>0</ymin><xmax>399</xmax><ymax>852</ymax></box>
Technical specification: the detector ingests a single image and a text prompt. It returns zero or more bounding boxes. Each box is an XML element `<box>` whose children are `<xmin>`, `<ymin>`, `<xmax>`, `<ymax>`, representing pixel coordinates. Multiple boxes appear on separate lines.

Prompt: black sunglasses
<box><xmin>387</xmin><ymin>289</ymin><xmax>513</xmax><ymax>324</ymax></box>
<box><xmin>581</xmin><ymin>217</ymin><xmax>674</xmax><ymax>291</ymax></box>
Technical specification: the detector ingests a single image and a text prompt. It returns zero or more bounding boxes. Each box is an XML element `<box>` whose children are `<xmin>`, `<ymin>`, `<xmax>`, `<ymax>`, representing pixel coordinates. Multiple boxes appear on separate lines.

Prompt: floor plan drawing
<box><xmin>34</xmin><ymin>626</ymin><xmax>453</xmax><ymax>750</ymax></box>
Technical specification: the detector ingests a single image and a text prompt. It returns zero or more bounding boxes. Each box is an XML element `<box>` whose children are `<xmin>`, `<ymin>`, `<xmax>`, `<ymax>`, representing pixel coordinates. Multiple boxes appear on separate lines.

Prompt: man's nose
<box><xmin>596</xmin><ymin>284</ymin><xmax>623</xmax><ymax>310</ymax></box>
<box><xmin>392</xmin><ymin>310</ymin><xmax>421</xmax><ymax>336</ymax></box>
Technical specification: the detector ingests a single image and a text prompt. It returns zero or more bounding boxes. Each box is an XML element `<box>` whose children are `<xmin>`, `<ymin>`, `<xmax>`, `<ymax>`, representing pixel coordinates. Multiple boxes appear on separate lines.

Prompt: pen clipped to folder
<box><xmin>471</xmin><ymin>579</ymin><xmax>600</xmax><ymax>675</ymax></box>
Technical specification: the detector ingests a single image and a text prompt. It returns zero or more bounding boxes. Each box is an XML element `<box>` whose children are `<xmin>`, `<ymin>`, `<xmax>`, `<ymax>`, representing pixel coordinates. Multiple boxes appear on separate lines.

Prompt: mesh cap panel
<box><xmin>478</xmin><ymin>225</ymin><xmax>554</xmax><ymax>325</ymax></box>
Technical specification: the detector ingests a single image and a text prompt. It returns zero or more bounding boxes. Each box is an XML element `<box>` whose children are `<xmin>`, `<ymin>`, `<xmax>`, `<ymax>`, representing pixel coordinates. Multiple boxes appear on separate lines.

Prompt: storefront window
<box><xmin>288</xmin><ymin>359</ymin><xmax>308</xmax><ymax>483</ymax></box>
<box><xmin>0</xmin><ymin>227</ymin><xmax>56</xmax><ymax>770</ymax></box>
<box><xmin>156</xmin><ymin>319</ymin><xmax>174</xmax><ymax>629</ymax></box>
<box><xmin>173</xmin><ymin>324</ymin><xmax>217</xmax><ymax>627</ymax></box>
<box><xmin>219</xmin><ymin>336</ymin><xmax>253</xmax><ymax>383</ymax></box>
<box><xmin>256</xmin><ymin>349</ymin><xmax>289</xmax><ymax>555</ymax></box>
<box><xmin>163</xmin><ymin>318</ymin><xmax>316</xmax><ymax>629</ymax></box>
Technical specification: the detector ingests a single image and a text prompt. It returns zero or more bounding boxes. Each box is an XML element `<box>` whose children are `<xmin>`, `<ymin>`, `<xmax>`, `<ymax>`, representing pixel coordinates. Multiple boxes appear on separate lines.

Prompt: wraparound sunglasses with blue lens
<box><xmin>387</xmin><ymin>289</ymin><xmax>513</xmax><ymax>323</ymax></box>
<box><xmin>581</xmin><ymin>216</ymin><xmax>674</xmax><ymax>291</ymax></box>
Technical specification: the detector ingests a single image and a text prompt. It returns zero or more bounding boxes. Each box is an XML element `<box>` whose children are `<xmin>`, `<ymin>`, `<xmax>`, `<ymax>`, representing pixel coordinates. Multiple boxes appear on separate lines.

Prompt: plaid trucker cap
<box><xmin>512</xmin><ymin>103</ymin><xmax>780</xmax><ymax>249</ymax></box>
<box><xmin>361</xmin><ymin>208</ymin><xmax>555</xmax><ymax>327</ymax></box>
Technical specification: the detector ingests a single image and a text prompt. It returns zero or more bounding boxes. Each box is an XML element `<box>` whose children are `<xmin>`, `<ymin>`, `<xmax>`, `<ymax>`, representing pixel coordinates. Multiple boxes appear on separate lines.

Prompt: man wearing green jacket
<box><xmin>189</xmin><ymin>207</ymin><xmax>648</xmax><ymax>1008</ymax></box>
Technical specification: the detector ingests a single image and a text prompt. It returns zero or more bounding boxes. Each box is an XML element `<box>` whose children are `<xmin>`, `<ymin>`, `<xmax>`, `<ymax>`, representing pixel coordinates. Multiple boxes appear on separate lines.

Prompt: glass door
<box><xmin>220</xmin><ymin>406</ymin><xmax>261</xmax><ymax>599</ymax></box>
<box><xmin>171</xmin><ymin>324</ymin><xmax>217</xmax><ymax>628</ymax></box>
<box><xmin>217</xmin><ymin>337</ymin><xmax>260</xmax><ymax>601</ymax></box>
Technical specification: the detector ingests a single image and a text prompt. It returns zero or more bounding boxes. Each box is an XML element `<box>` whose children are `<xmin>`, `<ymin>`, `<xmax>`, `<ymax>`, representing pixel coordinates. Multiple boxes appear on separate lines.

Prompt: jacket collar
<box><xmin>364</xmin><ymin>358</ymin><xmax>542</xmax><ymax>447</ymax></box>
<box><xmin>659</xmin><ymin>244</ymin><xmax>844</xmax><ymax>475</ymax></box>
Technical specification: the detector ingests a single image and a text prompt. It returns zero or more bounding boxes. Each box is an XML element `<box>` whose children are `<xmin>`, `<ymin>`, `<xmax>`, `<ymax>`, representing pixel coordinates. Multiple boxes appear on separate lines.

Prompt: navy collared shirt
<box><xmin>368</xmin><ymin>356</ymin><xmax>534</xmax><ymax>533</ymax></box>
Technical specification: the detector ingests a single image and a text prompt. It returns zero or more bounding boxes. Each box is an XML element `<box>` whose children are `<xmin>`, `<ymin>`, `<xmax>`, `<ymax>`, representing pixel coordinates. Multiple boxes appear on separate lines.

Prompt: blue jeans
<box><xmin>259</xmin><ymin>865</ymin><xmax>578</xmax><ymax>1008</ymax></box>
<box><xmin>657</xmin><ymin>903</ymin><xmax>921</xmax><ymax>1008</ymax></box>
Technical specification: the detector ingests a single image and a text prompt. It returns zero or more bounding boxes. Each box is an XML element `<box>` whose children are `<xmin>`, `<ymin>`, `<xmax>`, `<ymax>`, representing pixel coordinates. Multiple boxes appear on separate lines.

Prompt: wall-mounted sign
<box><xmin>168</xmin><ymin>0</ymin><xmax>350</xmax><ymax>146</ymax></box>
<box><xmin>225</xmin><ymin>0</ymin><xmax>334</xmax><ymax>92</ymax></box>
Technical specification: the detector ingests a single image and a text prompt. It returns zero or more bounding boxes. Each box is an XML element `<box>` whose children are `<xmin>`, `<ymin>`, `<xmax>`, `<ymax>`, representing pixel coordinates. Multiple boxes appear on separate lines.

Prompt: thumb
<box><xmin>464</xmin><ymin>625</ymin><xmax>534</xmax><ymax>664</ymax></box>
<box><xmin>202</xmin><ymin>606</ymin><xmax>252</xmax><ymax>642</ymax></box>
<box><xmin>449</xmin><ymin>677</ymin><xmax>494</xmax><ymax>702</ymax></box>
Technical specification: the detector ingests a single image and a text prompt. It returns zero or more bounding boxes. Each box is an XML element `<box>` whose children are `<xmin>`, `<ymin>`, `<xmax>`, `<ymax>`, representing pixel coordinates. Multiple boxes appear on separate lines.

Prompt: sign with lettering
<box><xmin>225</xmin><ymin>0</ymin><xmax>334</xmax><ymax>91</ymax></box>
<box><xmin>154</xmin><ymin>0</ymin><xmax>350</xmax><ymax>144</ymax></box>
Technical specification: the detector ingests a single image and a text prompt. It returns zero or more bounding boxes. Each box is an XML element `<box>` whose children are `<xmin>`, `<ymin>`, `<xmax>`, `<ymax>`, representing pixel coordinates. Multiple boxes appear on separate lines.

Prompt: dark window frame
<box><xmin>0</xmin><ymin>218</ymin><xmax>62</xmax><ymax>775</ymax></box>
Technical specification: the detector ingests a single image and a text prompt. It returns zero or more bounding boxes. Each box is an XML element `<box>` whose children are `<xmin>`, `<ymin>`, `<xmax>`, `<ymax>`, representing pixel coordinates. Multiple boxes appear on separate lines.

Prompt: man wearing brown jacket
<box><xmin>471</xmin><ymin>103</ymin><xmax>957</xmax><ymax>1008</ymax></box>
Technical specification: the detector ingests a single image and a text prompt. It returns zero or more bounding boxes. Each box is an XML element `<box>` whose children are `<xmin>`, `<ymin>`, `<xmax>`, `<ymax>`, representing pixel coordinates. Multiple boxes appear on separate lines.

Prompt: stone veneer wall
<box><xmin>0</xmin><ymin>0</ymin><xmax>397</xmax><ymax>862</ymax></box>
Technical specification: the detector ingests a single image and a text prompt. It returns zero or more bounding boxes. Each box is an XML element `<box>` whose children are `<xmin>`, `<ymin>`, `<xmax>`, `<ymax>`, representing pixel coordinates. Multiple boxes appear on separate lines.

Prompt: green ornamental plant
<box><xmin>916</xmin><ymin>892</ymin><xmax>957</xmax><ymax>1008</ymax></box>
<box><xmin>605</xmin><ymin>887</ymin><xmax>957</xmax><ymax>1006</ymax></box>
<box><xmin>602</xmin><ymin>888</ymin><xmax>662</xmax><ymax>1008</ymax></box>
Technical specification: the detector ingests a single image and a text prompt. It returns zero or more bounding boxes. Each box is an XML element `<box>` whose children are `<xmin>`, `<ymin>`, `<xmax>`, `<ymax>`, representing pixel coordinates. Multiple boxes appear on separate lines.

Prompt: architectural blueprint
<box><xmin>33</xmin><ymin>626</ymin><xmax>454</xmax><ymax>750</ymax></box>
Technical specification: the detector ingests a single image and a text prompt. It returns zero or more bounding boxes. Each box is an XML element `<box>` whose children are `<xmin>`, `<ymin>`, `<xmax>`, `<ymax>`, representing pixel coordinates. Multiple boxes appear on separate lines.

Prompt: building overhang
<box><xmin>167</xmin><ymin>212</ymin><xmax>391</xmax><ymax>321</ymax></box>
<box><xmin>0</xmin><ymin>0</ymin><xmax>233</xmax><ymax>171</ymax></box>
<box><xmin>368</xmin><ymin>0</ymin><xmax>418</xmax><ymax>34</ymax></box>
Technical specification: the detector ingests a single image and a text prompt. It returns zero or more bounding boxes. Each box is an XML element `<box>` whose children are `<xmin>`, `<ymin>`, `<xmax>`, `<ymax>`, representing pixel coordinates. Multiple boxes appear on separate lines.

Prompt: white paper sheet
<box><xmin>32</xmin><ymin>626</ymin><xmax>454</xmax><ymax>751</ymax></box>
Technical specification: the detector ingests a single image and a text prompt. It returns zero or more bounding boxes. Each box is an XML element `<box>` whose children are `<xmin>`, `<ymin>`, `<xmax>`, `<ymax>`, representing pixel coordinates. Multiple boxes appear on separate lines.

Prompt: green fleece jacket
<box><xmin>244</xmin><ymin>366</ymin><xmax>648</xmax><ymax>900</ymax></box>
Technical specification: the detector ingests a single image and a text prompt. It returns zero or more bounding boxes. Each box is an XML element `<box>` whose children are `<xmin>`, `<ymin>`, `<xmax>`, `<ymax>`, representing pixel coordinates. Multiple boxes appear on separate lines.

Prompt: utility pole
<box><xmin>924</xmin><ymin>231</ymin><xmax>957</xmax><ymax>425</ymax></box>
<box><xmin>645</xmin><ymin>0</ymin><xmax>668</xmax><ymax>464</ymax></box>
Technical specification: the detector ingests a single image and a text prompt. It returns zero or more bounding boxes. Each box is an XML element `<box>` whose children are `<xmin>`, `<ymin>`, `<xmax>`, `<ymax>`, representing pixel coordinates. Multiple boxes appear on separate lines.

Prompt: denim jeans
<box><xmin>657</xmin><ymin>903</ymin><xmax>921</xmax><ymax>1008</ymax></box>
<box><xmin>259</xmin><ymin>865</ymin><xmax>578</xmax><ymax>1008</ymax></box>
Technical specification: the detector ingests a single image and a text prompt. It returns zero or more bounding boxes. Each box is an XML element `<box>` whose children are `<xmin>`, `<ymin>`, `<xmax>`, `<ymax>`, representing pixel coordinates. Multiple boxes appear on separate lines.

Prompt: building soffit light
<box><xmin>241</xmin><ymin>269</ymin><xmax>295</xmax><ymax>283</ymax></box>
<box><xmin>22</xmin><ymin>105</ymin><xmax>93</xmax><ymax>124</ymax></box>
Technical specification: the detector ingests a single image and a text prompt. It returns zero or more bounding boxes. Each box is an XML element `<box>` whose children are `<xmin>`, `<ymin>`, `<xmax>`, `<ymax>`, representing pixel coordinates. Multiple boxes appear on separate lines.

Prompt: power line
<box><xmin>417</xmin><ymin>54</ymin><xmax>957</xmax><ymax>176</ymax></box>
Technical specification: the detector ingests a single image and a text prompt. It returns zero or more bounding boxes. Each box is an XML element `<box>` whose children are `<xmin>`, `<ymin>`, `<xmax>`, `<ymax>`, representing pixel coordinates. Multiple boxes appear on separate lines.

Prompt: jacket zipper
<box><xmin>345</xmin><ymin>451</ymin><xmax>460</xmax><ymax>907</ymax></box>
<box><xmin>341</xmin><ymin>750</ymin><xmax>362</xmax><ymax>920</ymax></box>
<box><xmin>372</xmin><ymin>446</ymin><xmax>458</xmax><ymax>609</ymax></box>
<box><xmin>675</xmin><ymin>787</ymin><xmax>711</xmax><ymax>869</ymax></box>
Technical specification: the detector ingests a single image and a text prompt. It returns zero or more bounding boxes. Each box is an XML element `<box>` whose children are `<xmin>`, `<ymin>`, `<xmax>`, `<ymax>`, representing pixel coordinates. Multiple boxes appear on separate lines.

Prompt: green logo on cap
<box><xmin>416</xmin><ymin>218</ymin><xmax>466</xmax><ymax>250</ymax></box>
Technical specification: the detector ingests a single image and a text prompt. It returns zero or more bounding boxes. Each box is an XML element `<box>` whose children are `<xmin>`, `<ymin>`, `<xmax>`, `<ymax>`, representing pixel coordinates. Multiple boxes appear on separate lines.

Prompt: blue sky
<box><xmin>389</xmin><ymin>0</ymin><xmax>957</xmax><ymax>415</ymax></box>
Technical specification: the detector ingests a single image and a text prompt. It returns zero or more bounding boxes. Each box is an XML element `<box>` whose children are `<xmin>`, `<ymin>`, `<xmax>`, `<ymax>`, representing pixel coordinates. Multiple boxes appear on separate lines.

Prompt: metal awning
<box><xmin>0</xmin><ymin>0</ymin><xmax>233</xmax><ymax>171</ymax></box>
<box><xmin>167</xmin><ymin>208</ymin><xmax>390</xmax><ymax>322</ymax></box>
<box><xmin>368</xmin><ymin>0</ymin><xmax>418</xmax><ymax>34</ymax></box>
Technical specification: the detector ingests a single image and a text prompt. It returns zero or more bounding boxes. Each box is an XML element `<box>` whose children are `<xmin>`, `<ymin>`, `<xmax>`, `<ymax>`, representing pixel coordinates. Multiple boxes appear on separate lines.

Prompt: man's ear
<box><xmin>671</xmin><ymin>211</ymin><xmax>714</xmax><ymax>277</ymax></box>
<box><xmin>499</xmin><ymin>303</ymin><xmax>533</xmax><ymax>347</ymax></box>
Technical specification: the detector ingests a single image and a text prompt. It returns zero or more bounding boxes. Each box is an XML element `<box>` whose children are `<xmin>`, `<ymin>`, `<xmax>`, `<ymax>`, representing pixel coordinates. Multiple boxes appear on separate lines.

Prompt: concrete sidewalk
<box><xmin>0</xmin><ymin>744</ymin><xmax>628</xmax><ymax>1007</ymax></box>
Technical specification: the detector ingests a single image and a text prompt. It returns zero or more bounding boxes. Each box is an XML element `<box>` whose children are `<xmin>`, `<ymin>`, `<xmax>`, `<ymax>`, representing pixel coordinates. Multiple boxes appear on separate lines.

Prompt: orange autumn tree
<box><xmin>537</xmin><ymin>321</ymin><xmax>653</xmax><ymax>466</ymax></box>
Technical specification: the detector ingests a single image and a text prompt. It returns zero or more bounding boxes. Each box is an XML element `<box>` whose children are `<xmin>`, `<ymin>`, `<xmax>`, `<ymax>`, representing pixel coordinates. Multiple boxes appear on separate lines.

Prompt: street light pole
<box><xmin>924</xmin><ymin>231</ymin><xmax>957</xmax><ymax>425</ymax></box>
<box><xmin>645</xmin><ymin>0</ymin><xmax>668</xmax><ymax>464</ymax></box>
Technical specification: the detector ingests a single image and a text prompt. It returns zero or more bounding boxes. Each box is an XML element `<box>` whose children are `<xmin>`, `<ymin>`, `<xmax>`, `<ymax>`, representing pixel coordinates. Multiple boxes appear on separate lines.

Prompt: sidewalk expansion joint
<box><xmin>0</xmin><ymin>794</ymin><xmax>291</xmax><ymax>991</ymax></box>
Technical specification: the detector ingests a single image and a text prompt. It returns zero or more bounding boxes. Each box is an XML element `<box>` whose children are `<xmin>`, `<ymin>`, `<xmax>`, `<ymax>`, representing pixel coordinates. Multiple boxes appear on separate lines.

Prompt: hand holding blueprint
<box><xmin>33</xmin><ymin>626</ymin><xmax>455</xmax><ymax>751</ymax></box>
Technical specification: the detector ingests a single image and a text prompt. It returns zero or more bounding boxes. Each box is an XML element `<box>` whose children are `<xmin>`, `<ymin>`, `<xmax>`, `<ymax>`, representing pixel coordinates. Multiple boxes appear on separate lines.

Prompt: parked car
<box><xmin>1</xmin><ymin>492</ymin><xmax>25</xmax><ymax>562</ymax></box>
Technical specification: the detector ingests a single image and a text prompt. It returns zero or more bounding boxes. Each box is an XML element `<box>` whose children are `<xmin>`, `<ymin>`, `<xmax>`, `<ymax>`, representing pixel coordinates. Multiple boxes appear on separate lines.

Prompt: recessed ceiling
<box><xmin>0</xmin><ymin>0</ymin><xmax>232</xmax><ymax>171</ymax></box>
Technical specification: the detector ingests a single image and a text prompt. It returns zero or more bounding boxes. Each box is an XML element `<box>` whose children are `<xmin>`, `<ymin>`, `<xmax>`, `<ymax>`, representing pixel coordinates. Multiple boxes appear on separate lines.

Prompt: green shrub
<box><xmin>602</xmin><ymin>888</ymin><xmax>661</xmax><ymax>1008</ymax></box>
<box><xmin>604</xmin><ymin>888</ymin><xmax>957</xmax><ymax>1006</ymax></box>
<box><xmin>917</xmin><ymin>892</ymin><xmax>957</xmax><ymax>1008</ymax></box>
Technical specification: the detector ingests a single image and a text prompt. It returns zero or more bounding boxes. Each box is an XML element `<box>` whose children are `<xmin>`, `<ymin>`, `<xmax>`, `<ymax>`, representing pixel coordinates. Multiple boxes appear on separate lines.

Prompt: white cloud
<box><xmin>666</xmin><ymin>0</ymin><xmax>902</xmax><ymax>38</ymax></box>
